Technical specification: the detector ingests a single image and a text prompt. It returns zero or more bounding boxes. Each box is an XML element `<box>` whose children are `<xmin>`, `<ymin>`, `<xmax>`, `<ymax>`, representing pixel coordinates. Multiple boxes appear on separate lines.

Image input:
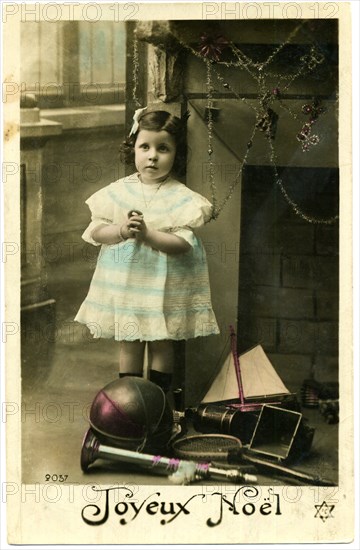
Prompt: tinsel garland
<box><xmin>131</xmin><ymin>22</ymin><xmax>338</xmax><ymax>225</ymax></box>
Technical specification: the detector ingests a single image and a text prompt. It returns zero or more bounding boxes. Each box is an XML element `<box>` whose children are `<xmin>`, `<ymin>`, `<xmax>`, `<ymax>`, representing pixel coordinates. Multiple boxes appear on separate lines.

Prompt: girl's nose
<box><xmin>148</xmin><ymin>149</ymin><xmax>158</xmax><ymax>160</ymax></box>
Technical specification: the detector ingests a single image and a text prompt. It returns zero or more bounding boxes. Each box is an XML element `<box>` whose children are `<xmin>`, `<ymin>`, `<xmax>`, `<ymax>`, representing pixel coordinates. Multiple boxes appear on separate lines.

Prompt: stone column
<box><xmin>136</xmin><ymin>21</ymin><xmax>187</xmax><ymax>115</ymax></box>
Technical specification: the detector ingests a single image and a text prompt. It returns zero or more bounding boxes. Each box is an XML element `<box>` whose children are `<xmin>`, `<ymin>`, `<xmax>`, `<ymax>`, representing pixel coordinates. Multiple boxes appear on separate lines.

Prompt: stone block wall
<box><xmin>237</xmin><ymin>165</ymin><xmax>339</xmax><ymax>393</ymax></box>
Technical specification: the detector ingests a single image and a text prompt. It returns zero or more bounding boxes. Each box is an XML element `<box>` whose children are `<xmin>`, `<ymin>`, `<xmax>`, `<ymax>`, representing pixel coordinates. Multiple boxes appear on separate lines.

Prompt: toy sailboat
<box><xmin>201</xmin><ymin>326</ymin><xmax>293</xmax><ymax>411</ymax></box>
<box><xmin>197</xmin><ymin>327</ymin><xmax>313</xmax><ymax>461</ymax></box>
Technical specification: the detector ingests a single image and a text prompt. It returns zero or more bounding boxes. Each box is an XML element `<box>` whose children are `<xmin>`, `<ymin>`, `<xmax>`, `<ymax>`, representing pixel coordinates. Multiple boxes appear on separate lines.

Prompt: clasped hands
<box><xmin>120</xmin><ymin>210</ymin><xmax>148</xmax><ymax>241</ymax></box>
<box><xmin>117</xmin><ymin>209</ymin><xmax>190</xmax><ymax>255</ymax></box>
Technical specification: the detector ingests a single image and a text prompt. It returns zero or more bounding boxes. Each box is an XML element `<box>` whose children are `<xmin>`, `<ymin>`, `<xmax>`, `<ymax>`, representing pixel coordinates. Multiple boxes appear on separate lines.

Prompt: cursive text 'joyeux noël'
<box><xmin>81</xmin><ymin>486</ymin><xmax>282</xmax><ymax>527</ymax></box>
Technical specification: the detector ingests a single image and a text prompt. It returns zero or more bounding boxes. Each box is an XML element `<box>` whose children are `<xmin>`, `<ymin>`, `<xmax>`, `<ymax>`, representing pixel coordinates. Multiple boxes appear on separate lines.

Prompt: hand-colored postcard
<box><xmin>1</xmin><ymin>1</ymin><xmax>356</xmax><ymax>546</ymax></box>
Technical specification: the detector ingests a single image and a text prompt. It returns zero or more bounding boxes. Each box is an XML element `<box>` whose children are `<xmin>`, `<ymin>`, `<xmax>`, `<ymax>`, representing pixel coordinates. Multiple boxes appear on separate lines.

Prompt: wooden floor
<box><xmin>21</xmin><ymin>260</ymin><xmax>338</xmax><ymax>487</ymax></box>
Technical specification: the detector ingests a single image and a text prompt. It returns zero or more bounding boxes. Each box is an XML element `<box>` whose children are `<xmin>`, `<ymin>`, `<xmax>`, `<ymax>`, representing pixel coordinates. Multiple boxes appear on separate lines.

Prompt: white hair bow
<box><xmin>129</xmin><ymin>107</ymin><xmax>147</xmax><ymax>136</ymax></box>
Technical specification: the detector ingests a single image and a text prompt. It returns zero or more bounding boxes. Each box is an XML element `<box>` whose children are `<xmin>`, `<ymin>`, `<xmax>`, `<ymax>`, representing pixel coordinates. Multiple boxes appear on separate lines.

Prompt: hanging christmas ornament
<box><xmin>296</xmin><ymin>99</ymin><xmax>327</xmax><ymax>152</ymax></box>
<box><xmin>256</xmin><ymin>108</ymin><xmax>279</xmax><ymax>140</ymax></box>
<box><xmin>198</xmin><ymin>33</ymin><xmax>230</xmax><ymax>62</ymax></box>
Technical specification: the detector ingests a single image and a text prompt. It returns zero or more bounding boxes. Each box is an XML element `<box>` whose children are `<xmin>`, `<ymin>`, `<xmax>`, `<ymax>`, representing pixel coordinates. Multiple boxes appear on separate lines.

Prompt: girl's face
<box><xmin>134</xmin><ymin>129</ymin><xmax>176</xmax><ymax>185</ymax></box>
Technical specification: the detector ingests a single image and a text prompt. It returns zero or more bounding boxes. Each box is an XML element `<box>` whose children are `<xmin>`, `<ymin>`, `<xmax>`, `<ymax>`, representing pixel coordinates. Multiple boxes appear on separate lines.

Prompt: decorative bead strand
<box><xmin>211</xmin><ymin>124</ymin><xmax>258</xmax><ymax>220</ymax></box>
<box><xmin>214</xmin><ymin>69</ymin><xmax>257</xmax><ymax>113</ymax></box>
<box><xmin>278</xmin><ymin>99</ymin><xmax>303</xmax><ymax>122</ymax></box>
<box><xmin>228</xmin><ymin>44</ymin><xmax>258</xmax><ymax>78</ymax></box>
<box><xmin>268</xmin><ymin>138</ymin><xmax>338</xmax><ymax>224</ymax></box>
<box><xmin>261</xmin><ymin>21</ymin><xmax>304</xmax><ymax>69</ymax></box>
<box><xmin>132</xmin><ymin>29</ymin><xmax>141</xmax><ymax>107</ymax></box>
<box><xmin>282</xmin><ymin>47</ymin><xmax>325</xmax><ymax>93</ymax></box>
<box><xmin>205</xmin><ymin>59</ymin><xmax>218</xmax><ymax>217</ymax></box>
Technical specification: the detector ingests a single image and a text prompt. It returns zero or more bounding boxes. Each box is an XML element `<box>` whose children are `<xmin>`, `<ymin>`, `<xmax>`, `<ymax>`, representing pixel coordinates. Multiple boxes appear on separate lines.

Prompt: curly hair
<box><xmin>120</xmin><ymin>110</ymin><xmax>190</xmax><ymax>176</ymax></box>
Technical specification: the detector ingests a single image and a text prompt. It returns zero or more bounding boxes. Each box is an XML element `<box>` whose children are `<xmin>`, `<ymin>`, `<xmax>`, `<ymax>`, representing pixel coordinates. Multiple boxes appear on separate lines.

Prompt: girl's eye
<box><xmin>139</xmin><ymin>144</ymin><xmax>149</xmax><ymax>150</ymax></box>
<box><xmin>158</xmin><ymin>145</ymin><xmax>169</xmax><ymax>152</ymax></box>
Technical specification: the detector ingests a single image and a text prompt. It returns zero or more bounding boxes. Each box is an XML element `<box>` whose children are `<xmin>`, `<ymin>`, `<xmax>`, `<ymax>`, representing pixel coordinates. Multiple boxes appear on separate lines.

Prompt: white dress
<box><xmin>74</xmin><ymin>173</ymin><xmax>219</xmax><ymax>341</ymax></box>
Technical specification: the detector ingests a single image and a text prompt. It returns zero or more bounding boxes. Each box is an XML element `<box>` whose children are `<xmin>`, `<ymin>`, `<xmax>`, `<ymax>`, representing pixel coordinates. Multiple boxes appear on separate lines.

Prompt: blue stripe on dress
<box><xmin>97</xmin><ymin>244</ymin><xmax>201</xmax><ymax>274</ymax></box>
<box><xmin>108</xmin><ymin>190</ymin><xmax>140</xmax><ymax>213</ymax></box>
<box><xmin>97</xmin><ymin>242</ymin><xmax>165</xmax><ymax>266</ymax></box>
<box><xmin>82</xmin><ymin>300</ymin><xmax>213</xmax><ymax>315</ymax></box>
<box><xmin>89</xmin><ymin>279</ymin><xmax>210</xmax><ymax>296</ymax></box>
<box><xmin>109</xmin><ymin>184</ymin><xmax>196</xmax><ymax>218</ymax></box>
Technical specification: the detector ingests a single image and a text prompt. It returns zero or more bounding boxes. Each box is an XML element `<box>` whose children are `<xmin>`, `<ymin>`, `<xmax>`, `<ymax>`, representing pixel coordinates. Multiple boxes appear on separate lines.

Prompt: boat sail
<box><xmin>202</xmin><ymin>331</ymin><xmax>291</xmax><ymax>410</ymax></box>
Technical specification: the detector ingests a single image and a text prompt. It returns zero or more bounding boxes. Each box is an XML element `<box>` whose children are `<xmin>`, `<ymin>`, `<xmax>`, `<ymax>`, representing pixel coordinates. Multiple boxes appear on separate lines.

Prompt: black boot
<box><xmin>149</xmin><ymin>370</ymin><xmax>172</xmax><ymax>393</ymax></box>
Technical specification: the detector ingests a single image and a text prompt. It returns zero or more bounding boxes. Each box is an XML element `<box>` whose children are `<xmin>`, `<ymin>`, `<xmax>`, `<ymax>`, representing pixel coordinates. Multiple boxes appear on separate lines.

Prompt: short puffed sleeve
<box><xmin>156</xmin><ymin>182</ymin><xmax>214</xmax><ymax>232</ymax></box>
<box><xmin>181</xmin><ymin>192</ymin><xmax>213</xmax><ymax>228</ymax></box>
<box><xmin>81</xmin><ymin>185</ymin><xmax>115</xmax><ymax>246</ymax></box>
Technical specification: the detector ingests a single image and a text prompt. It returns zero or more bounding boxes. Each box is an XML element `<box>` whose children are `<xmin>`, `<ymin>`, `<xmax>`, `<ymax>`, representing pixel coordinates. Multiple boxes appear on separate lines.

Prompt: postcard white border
<box><xmin>1</xmin><ymin>1</ymin><xmax>357</xmax><ymax>547</ymax></box>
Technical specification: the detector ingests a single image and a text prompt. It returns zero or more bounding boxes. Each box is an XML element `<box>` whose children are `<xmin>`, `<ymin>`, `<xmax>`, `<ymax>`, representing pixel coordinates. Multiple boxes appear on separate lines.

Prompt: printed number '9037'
<box><xmin>45</xmin><ymin>474</ymin><xmax>68</xmax><ymax>482</ymax></box>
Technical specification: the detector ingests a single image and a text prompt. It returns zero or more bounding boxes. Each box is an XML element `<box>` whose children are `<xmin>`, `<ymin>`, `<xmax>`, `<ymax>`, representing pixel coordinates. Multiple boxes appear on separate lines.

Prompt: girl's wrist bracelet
<box><xmin>119</xmin><ymin>224</ymin><xmax>127</xmax><ymax>241</ymax></box>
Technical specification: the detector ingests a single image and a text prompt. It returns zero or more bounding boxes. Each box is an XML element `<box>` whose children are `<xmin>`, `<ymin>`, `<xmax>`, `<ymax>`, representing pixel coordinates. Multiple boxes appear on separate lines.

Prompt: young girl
<box><xmin>75</xmin><ymin>108</ymin><xmax>219</xmax><ymax>392</ymax></box>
